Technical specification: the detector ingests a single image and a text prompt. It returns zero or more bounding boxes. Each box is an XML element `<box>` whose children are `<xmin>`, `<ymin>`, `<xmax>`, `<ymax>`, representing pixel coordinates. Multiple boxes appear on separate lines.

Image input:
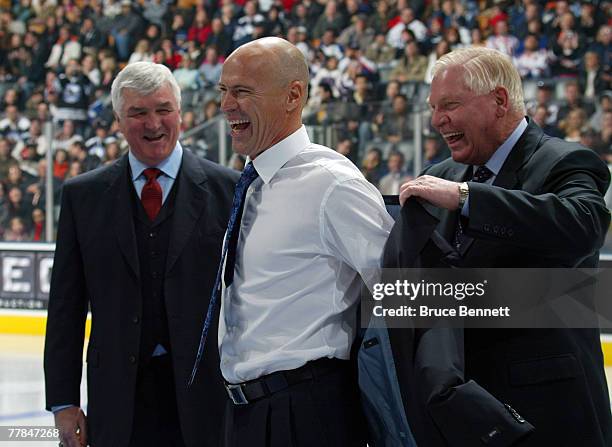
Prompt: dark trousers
<box><xmin>223</xmin><ymin>359</ymin><xmax>367</xmax><ymax>447</ymax></box>
<box><xmin>129</xmin><ymin>355</ymin><xmax>186</xmax><ymax>447</ymax></box>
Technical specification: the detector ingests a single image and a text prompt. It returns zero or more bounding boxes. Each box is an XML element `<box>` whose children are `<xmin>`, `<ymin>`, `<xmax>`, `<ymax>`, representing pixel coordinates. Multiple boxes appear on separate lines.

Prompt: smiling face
<box><xmin>219</xmin><ymin>42</ymin><xmax>303</xmax><ymax>159</ymax></box>
<box><xmin>429</xmin><ymin>65</ymin><xmax>505</xmax><ymax>165</ymax></box>
<box><xmin>116</xmin><ymin>83</ymin><xmax>181</xmax><ymax>166</ymax></box>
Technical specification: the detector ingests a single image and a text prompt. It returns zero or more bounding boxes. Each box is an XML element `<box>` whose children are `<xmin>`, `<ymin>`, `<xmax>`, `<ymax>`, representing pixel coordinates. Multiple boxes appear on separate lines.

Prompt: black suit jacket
<box><xmin>385</xmin><ymin>120</ymin><xmax>612</xmax><ymax>446</ymax></box>
<box><xmin>44</xmin><ymin>150</ymin><xmax>239</xmax><ymax>446</ymax></box>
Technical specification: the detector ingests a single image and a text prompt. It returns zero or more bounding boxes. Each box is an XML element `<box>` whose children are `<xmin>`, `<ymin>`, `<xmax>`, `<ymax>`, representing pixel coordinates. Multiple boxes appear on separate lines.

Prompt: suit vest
<box><xmin>131</xmin><ymin>177</ymin><xmax>178</xmax><ymax>367</ymax></box>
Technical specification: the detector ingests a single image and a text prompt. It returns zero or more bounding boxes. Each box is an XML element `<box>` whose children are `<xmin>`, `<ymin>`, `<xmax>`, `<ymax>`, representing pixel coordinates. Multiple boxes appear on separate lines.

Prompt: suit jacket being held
<box><xmin>44</xmin><ymin>149</ymin><xmax>239</xmax><ymax>446</ymax></box>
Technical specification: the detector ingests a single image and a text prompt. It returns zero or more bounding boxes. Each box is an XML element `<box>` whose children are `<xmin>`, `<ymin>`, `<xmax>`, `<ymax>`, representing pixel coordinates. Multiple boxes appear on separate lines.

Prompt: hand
<box><xmin>54</xmin><ymin>407</ymin><xmax>87</xmax><ymax>447</ymax></box>
<box><xmin>399</xmin><ymin>175</ymin><xmax>461</xmax><ymax>210</ymax></box>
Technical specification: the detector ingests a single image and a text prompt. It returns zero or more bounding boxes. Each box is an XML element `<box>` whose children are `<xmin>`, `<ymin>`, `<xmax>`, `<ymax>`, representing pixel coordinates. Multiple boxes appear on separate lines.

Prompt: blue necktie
<box><xmin>454</xmin><ymin>165</ymin><xmax>494</xmax><ymax>250</ymax></box>
<box><xmin>188</xmin><ymin>163</ymin><xmax>259</xmax><ymax>386</ymax></box>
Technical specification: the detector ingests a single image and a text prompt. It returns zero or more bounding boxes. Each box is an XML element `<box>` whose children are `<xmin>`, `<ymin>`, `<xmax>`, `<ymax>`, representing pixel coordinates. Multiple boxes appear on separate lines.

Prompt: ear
<box><xmin>113</xmin><ymin>111</ymin><xmax>121</xmax><ymax>123</ymax></box>
<box><xmin>286</xmin><ymin>80</ymin><xmax>304</xmax><ymax>113</ymax></box>
<box><xmin>493</xmin><ymin>86</ymin><xmax>509</xmax><ymax>117</ymax></box>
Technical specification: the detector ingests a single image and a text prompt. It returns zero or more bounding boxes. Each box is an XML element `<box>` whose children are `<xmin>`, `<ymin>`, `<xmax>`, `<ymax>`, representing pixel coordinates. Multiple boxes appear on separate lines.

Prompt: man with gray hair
<box><xmin>44</xmin><ymin>62</ymin><xmax>238</xmax><ymax>446</ymax></box>
<box><xmin>394</xmin><ymin>47</ymin><xmax>611</xmax><ymax>445</ymax></box>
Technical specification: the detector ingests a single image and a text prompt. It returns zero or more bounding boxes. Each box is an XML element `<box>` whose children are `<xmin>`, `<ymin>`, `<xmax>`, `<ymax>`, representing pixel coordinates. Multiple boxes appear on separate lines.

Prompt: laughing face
<box><xmin>429</xmin><ymin>66</ymin><xmax>502</xmax><ymax>165</ymax></box>
<box><xmin>117</xmin><ymin>83</ymin><xmax>181</xmax><ymax>166</ymax></box>
<box><xmin>218</xmin><ymin>46</ymin><xmax>296</xmax><ymax>159</ymax></box>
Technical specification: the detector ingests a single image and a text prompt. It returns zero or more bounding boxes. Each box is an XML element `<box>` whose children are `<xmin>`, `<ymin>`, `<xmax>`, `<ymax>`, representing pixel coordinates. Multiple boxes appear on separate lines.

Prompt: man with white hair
<box><xmin>396</xmin><ymin>47</ymin><xmax>611</xmax><ymax>446</ymax></box>
<box><xmin>44</xmin><ymin>62</ymin><xmax>238</xmax><ymax>447</ymax></box>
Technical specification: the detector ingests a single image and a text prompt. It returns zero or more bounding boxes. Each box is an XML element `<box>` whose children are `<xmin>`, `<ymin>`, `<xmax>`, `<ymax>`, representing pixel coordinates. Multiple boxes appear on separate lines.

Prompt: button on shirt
<box><xmin>219</xmin><ymin>126</ymin><xmax>394</xmax><ymax>384</ymax></box>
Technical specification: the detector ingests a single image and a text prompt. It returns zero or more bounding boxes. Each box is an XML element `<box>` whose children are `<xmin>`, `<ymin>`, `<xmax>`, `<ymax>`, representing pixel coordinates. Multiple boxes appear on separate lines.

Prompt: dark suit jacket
<box><xmin>44</xmin><ymin>149</ymin><xmax>239</xmax><ymax>446</ymax></box>
<box><xmin>386</xmin><ymin>119</ymin><xmax>612</xmax><ymax>446</ymax></box>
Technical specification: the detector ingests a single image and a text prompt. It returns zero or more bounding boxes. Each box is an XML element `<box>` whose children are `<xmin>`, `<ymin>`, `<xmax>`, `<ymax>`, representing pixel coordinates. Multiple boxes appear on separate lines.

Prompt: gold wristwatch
<box><xmin>458</xmin><ymin>182</ymin><xmax>469</xmax><ymax>208</ymax></box>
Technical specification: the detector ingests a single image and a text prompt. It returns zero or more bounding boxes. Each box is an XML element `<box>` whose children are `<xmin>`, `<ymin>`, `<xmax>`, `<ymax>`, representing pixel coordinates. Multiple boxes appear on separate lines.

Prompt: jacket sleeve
<box><xmin>466</xmin><ymin>147</ymin><xmax>611</xmax><ymax>262</ymax></box>
<box><xmin>415</xmin><ymin>328</ymin><xmax>535</xmax><ymax>447</ymax></box>
<box><xmin>43</xmin><ymin>182</ymin><xmax>88</xmax><ymax>410</ymax></box>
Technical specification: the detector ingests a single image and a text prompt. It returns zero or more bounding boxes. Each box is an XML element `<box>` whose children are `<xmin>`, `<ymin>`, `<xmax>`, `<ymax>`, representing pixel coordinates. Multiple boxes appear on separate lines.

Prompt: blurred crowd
<box><xmin>0</xmin><ymin>0</ymin><xmax>610</xmax><ymax>241</ymax></box>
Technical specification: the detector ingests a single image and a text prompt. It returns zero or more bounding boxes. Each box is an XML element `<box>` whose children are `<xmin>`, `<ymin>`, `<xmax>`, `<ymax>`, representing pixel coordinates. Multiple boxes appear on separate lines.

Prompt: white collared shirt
<box><xmin>219</xmin><ymin>126</ymin><xmax>394</xmax><ymax>383</ymax></box>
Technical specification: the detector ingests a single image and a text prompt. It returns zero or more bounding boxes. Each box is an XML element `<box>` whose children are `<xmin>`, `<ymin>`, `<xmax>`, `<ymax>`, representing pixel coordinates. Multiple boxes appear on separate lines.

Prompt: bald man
<box><xmin>190</xmin><ymin>37</ymin><xmax>393</xmax><ymax>446</ymax></box>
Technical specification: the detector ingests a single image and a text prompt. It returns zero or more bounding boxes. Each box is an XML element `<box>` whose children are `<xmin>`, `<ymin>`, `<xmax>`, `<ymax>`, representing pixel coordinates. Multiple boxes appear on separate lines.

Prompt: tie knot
<box><xmin>239</xmin><ymin>163</ymin><xmax>259</xmax><ymax>187</ymax></box>
<box><xmin>143</xmin><ymin>168</ymin><xmax>161</xmax><ymax>181</ymax></box>
<box><xmin>472</xmin><ymin>166</ymin><xmax>494</xmax><ymax>183</ymax></box>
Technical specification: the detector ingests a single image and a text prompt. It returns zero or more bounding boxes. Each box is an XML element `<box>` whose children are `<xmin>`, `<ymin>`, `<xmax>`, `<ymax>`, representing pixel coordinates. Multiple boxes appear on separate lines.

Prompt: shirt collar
<box><xmin>250</xmin><ymin>126</ymin><xmax>310</xmax><ymax>184</ymax></box>
<box><xmin>483</xmin><ymin>117</ymin><xmax>527</xmax><ymax>176</ymax></box>
<box><xmin>129</xmin><ymin>141</ymin><xmax>183</xmax><ymax>181</ymax></box>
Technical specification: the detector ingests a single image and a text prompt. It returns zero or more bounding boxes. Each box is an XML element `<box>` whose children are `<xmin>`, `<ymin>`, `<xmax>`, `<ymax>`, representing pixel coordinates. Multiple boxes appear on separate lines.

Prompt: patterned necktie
<box><xmin>141</xmin><ymin>168</ymin><xmax>162</xmax><ymax>221</ymax></box>
<box><xmin>189</xmin><ymin>163</ymin><xmax>259</xmax><ymax>386</ymax></box>
<box><xmin>454</xmin><ymin>165</ymin><xmax>494</xmax><ymax>250</ymax></box>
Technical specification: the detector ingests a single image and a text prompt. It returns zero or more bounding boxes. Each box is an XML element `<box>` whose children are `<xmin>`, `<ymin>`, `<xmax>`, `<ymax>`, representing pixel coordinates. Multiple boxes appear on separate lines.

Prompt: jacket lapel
<box><xmin>166</xmin><ymin>150</ymin><xmax>209</xmax><ymax>274</ymax></box>
<box><xmin>110</xmin><ymin>155</ymin><xmax>140</xmax><ymax>278</ymax></box>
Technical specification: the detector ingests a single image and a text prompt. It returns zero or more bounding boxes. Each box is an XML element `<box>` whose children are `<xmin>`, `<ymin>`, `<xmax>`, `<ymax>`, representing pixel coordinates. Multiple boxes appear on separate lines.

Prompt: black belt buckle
<box><xmin>226</xmin><ymin>383</ymin><xmax>249</xmax><ymax>405</ymax></box>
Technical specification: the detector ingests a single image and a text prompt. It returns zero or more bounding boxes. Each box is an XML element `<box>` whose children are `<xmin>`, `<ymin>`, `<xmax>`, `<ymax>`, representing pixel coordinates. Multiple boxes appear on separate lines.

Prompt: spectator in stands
<box><xmin>142</xmin><ymin>0</ymin><xmax>167</xmax><ymax>30</ymax></box>
<box><xmin>589</xmin><ymin>25</ymin><xmax>610</xmax><ymax>76</ymax></box>
<box><xmin>187</xmin><ymin>9</ymin><xmax>212</xmax><ymax>45</ymax></box>
<box><xmin>199</xmin><ymin>45</ymin><xmax>223</xmax><ymax>88</ymax></box>
<box><xmin>486</xmin><ymin>19</ymin><xmax>519</xmax><ymax>57</ymax></box>
<box><xmin>24</xmin><ymin>158</ymin><xmax>62</xmax><ymax>209</ymax></box>
<box><xmin>0</xmin><ymin>138</ymin><xmax>18</xmax><ymax>179</ymax></box>
<box><xmin>376</xmin><ymin>93</ymin><xmax>414</xmax><ymax>153</ymax></box>
<box><xmin>81</xmin><ymin>53</ymin><xmax>101</xmax><ymax>86</ymax></box>
<box><xmin>364</xmin><ymin>32</ymin><xmax>396</xmax><ymax>68</ymax></box>
<box><xmin>52</xmin><ymin>120</ymin><xmax>83</xmax><ymax>151</ymax></box>
<box><xmin>526</xmin><ymin>81</ymin><xmax>559</xmax><ymax>126</ymax></box>
<box><xmin>143</xmin><ymin>23</ymin><xmax>162</xmax><ymax>50</ymax></box>
<box><xmin>53</xmin><ymin>148</ymin><xmax>69</xmax><ymax>179</ymax></box>
<box><xmin>79</xmin><ymin>16</ymin><xmax>105</xmax><ymax>53</ymax></box>
<box><xmin>338</xmin><ymin>14</ymin><xmax>374</xmax><ymax>51</ymax></box>
<box><xmin>53</xmin><ymin>58</ymin><xmax>94</xmax><ymax>133</ymax></box>
<box><xmin>31</xmin><ymin>207</ymin><xmax>45</xmax><ymax>241</ymax></box>
<box><xmin>4</xmin><ymin>186</ymin><xmax>31</xmax><ymax>230</ymax></box>
<box><xmin>389</xmin><ymin>40</ymin><xmax>428</xmax><ymax>83</ymax></box>
<box><xmin>318</xmin><ymin>28</ymin><xmax>344</xmax><ymax>60</ymax></box>
<box><xmin>531</xmin><ymin>104</ymin><xmax>563</xmax><ymax>138</ymax></box>
<box><xmin>5</xmin><ymin>164</ymin><xmax>33</xmax><ymax>194</ymax></box>
<box><xmin>422</xmin><ymin>134</ymin><xmax>448</xmax><ymax>168</ymax></box>
<box><xmin>110</xmin><ymin>0</ymin><xmax>144</xmax><ymax>62</ymax></box>
<box><xmin>579</xmin><ymin>51</ymin><xmax>610</xmax><ymax>101</ymax></box>
<box><xmin>128</xmin><ymin>39</ymin><xmax>154</xmax><ymax>65</ymax></box>
<box><xmin>558</xmin><ymin>107</ymin><xmax>588</xmax><ymax>142</ymax></box>
<box><xmin>173</xmin><ymin>57</ymin><xmax>203</xmax><ymax>94</ymax></box>
<box><xmin>64</xmin><ymin>159</ymin><xmax>82</xmax><ymax>178</ymax></box>
<box><xmin>67</xmin><ymin>140</ymin><xmax>100</xmax><ymax>173</ymax></box>
<box><xmin>46</xmin><ymin>24</ymin><xmax>81</xmax><ymax>71</ymax></box>
<box><xmin>4</xmin><ymin>216</ymin><xmax>30</xmax><ymax>241</ymax></box>
<box><xmin>312</xmin><ymin>0</ymin><xmax>346</xmax><ymax>40</ymax></box>
<box><xmin>387</xmin><ymin>8</ymin><xmax>427</xmax><ymax>49</ymax></box>
<box><xmin>206</xmin><ymin>17</ymin><xmax>232</xmax><ymax>58</ymax></box>
<box><xmin>367</xmin><ymin>0</ymin><xmax>392</xmax><ymax>35</ymax></box>
<box><xmin>557</xmin><ymin>80</ymin><xmax>596</xmax><ymax>123</ymax></box>
<box><xmin>0</xmin><ymin>105</ymin><xmax>30</xmax><ymax>142</ymax></box>
<box><xmin>425</xmin><ymin>38</ymin><xmax>451</xmax><ymax>84</ymax></box>
<box><xmin>378</xmin><ymin>150</ymin><xmax>411</xmax><ymax>195</ymax></box>
<box><xmin>102</xmin><ymin>141</ymin><xmax>122</xmax><ymax>165</ymax></box>
<box><xmin>551</xmin><ymin>12</ymin><xmax>583</xmax><ymax>77</ymax></box>
<box><xmin>310</xmin><ymin>55</ymin><xmax>342</xmax><ymax>98</ymax></box>
<box><xmin>233</xmin><ymin>0</ymin><xmax>265</xmax><ymax>46</ymax></box>
<box><xmin>596</xmin><ymin>110</ymin><xmax>612</xmax><ymax>159</ymax></box>
<box><xmin>590</xmin><ymin>92</ymin><xmax>612</xmax><ymax>132</ymax></box>
<box><xmin>514</xmin><ymin>34</ymin><xmax>550</xmax><ymax>79</ymax></box>
<box><xmin>360</xmin><ymin>146</ymin><xmax>386</xmax><ymax>186</ymax></box>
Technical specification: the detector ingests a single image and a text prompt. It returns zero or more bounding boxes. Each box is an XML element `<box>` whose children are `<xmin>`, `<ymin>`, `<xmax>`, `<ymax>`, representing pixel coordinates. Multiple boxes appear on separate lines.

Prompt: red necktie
<box><xmin>141</xmin><ymin>168</ymin><xmax>162</xmax><ymax>221</ymax></box>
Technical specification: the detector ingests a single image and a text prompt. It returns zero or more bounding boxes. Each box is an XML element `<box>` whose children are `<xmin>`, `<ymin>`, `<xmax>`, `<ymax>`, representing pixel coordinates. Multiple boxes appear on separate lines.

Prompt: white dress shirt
<box><xmin>219</xmin><ymin>126</ymin><xmax>394</xmax><ymax>384</ymax></box>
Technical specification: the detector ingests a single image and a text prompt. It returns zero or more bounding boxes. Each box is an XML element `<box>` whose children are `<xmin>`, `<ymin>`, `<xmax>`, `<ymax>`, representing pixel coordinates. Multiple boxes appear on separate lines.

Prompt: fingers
<box><xmin>77</xmin><ymin>410</ymin><xmax>88</xmax><ymax>447</ymax></box>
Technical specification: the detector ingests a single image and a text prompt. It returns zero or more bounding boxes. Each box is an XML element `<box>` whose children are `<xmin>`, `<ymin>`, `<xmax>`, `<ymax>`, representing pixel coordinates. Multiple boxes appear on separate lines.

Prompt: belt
<box><xmin>225</xmin><ymin>358</ymin><xmax>347</xmax><ymax>405</ymax></box>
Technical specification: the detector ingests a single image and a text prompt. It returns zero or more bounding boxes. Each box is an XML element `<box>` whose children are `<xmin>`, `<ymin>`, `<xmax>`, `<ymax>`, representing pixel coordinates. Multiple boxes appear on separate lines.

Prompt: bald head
<box><xmin>220</xmin><ymin>37</ymin><xmax>309</xmax><ymax>159</ymax></box>
<box><xmin>228</xmin><ymin>37</ymin><xmax>309</xmax><ymax>103</ymax></box>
